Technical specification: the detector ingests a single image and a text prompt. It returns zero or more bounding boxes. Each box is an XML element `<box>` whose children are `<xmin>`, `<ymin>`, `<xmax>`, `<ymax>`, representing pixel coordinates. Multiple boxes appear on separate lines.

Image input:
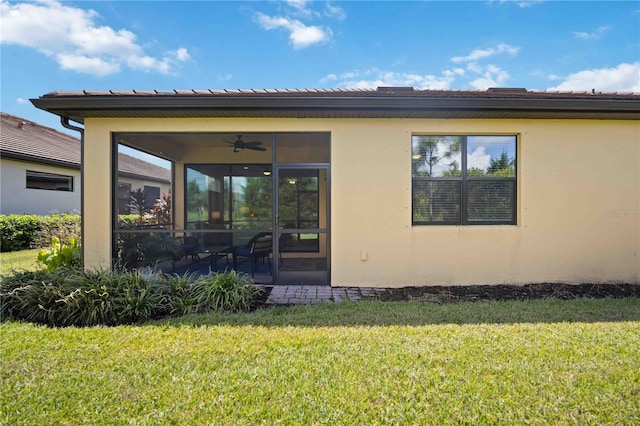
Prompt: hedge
<box><xmin>0</xmin><ymin>214</ymin><xmax>80</xmax><ymax>252</ymax></box>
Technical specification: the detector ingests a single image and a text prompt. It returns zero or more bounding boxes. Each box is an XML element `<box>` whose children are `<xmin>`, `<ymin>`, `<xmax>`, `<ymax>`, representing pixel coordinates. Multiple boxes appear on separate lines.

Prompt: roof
<box><xmin>1</xmin><ymin>111</ymin><xmax>80</xmax><ymax>167</ymax></box>
<box><xmin>30</xmin><ymin>87</ymin><xmax>640</xmax><ymax>122</ymax></box>
<box><xmin>1</xmin><ymin>112</ymin><xmax>171</xmax><ymax>182</ymax></box>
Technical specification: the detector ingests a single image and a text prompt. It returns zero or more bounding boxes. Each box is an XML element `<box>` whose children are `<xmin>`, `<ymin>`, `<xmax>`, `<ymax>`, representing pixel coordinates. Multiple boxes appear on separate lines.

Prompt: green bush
<box><xmin>190</xmin><ymin>270</ymin><xmax>262</xmax><ymax>313</ymax></box>
<box><xmin>33</xmin><ymin>214</ymin><xmax>81</xmax><ymax>248</ymax></box>
<box><xmin>37</xmin><ymin>237</ymin><xmax>81</xmax><ymax>271</ymax></box>
<box><xmin>0</xmin><ymin>268</ymin><xmax>261</xmax><ymax>326</ymax></box>
<box><xmin>0</xmin><ymin>214</ymin><xmax>80</xmax><ymax>252</ymax></box>
<box><xmin>156</xmin><ymin>272</ymin><xmax>200</xmax><ymax>317</ymax></box>
<box><xmin>0</xmin><ymin>215</ymin><xmax>40</xmax><ymax>252</ymax></box>
<box><xmin>0</xmin><ymin>269</ymin><xmax>74</xmax><ymax>325</ymax></box>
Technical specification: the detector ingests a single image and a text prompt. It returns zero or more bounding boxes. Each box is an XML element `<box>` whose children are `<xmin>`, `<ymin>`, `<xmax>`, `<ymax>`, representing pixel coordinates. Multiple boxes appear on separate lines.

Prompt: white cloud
<box><xmin>0</xmin><ymin>0</ymin><xmax>189</xmax><ymax>76</ymax></box>
<box><xmin>174</xmin><ymin>48</ymin><xmax>191</xmax><ymax>62</ymax></box>
<box><xmin>57</xmin><ymin>53</ymin><xmax>120</xmax><ymax>76</ymax></box>
<box><xmin>16</xmin><ymin>97</ymin><xmax>27</xmax><ymax>105</ymax></box>
<box><xmin>548</xmin><ymin>62</ymin><xmax>640</xmax><ymax>92</ymax></box>
<box><xmin>515</xmin><ymin>1</ymin><xmax>544</xmax><ymax>8</ymax></box>
<box><xmin>467</xmin><ymin>146</ymin><xmax>492</xmax><ymax>170</ymax></box>
<box><xmin>320</xmin><ymin>68</ymin><xmax>456</xmax><ymax>90</ymax></box>
<box><xmin>448</xmin><ymin>44</ymin><xmax>518</xmax><ymax>89</ymax></box>
<box><xmin>492</xmin><ymin>0</ymin><xmax>544</xmax><ymax>8</ymax></box>
<box><xmin>572</xmin><ymin>25</ymin><xmax>611</xmax><ymax>40</ymax></box>
<box><xmin>255</xmin><ymin>12</ymin><xmax>331</xmax><ymax>49</ymax></box>
<box><xmin>286</xmin><ymin>0</ymin><xmax>314</xmax><ymax>17</ymax></box>
<box><xmin>325</xmin><ymin>3</ymin><xmax>346</xmax><ymax>20</ymax></box>
<box><xmin>451</xmin><ymin>43</ymin><xmax>519</xmax><ymax>63</ymax></box>
<box><xmin>322</xmin><ymin>42</ymin><xmax>520</xmax><ymax>91</ymax></box>
<box><xmin>470</xmin><ymin>65</ymin><xmax>510</xmax><ymax>90</ymax></box>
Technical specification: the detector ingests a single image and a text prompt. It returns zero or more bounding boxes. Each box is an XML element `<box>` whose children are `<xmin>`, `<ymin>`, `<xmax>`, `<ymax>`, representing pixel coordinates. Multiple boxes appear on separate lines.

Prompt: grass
<box><xmin>2</xmin><ymin>297</ymin><xmax>639</xmax><ymax>425</ymax></box>
<box><xmin>0</xmin><ymin>249</ymin><xmax>41</xmax><ymax>275</ymax></box>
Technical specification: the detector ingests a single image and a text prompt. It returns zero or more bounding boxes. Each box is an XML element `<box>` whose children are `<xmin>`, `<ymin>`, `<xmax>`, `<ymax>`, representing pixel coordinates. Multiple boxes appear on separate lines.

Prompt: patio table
<box><xmin>201</xmin><ymin>245</ymin><xmax>232</xmax><ymax>268</ymax></box>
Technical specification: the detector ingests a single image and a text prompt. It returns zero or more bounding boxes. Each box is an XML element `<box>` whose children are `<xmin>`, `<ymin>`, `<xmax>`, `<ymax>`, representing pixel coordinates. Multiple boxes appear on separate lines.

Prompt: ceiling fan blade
<box><xmin>243</xmin><ymin>141</ymin><xmax>263</xmax><ymax>146</ymax></box>
<box><xmin>246</xmin><ymin>146</ymin><xmax>266</xmax><ymax>151</ymax></box>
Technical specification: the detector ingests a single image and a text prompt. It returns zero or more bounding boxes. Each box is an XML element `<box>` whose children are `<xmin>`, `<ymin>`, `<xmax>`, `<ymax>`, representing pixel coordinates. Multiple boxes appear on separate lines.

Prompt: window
<box><xmin>278</xmin><ymin>169</ymin><xmax>320</xmax><ymax>252</ymax></box>
<box><xmin>117</xmin><ymin>183</ymin><xmax>131</xmax><ymax>214</ymax></box>
<box><xmin>26</xmin><ymin>170</ymin><xmax>73</xmax><ymax>191</ymax></box>
<box><xmin>412</xmin><ymin>135</ymin><xmax>516</xmax><ymax>225</ymax></box>
<box><xmin>185</xmin><ymin>164</ymin><xmax>273</xmax><ymax>231</ymax></box>
<box><xmin>143</xmin><ymin>186</ymin><xmax>161</xmax><ymax>205</ymax></box>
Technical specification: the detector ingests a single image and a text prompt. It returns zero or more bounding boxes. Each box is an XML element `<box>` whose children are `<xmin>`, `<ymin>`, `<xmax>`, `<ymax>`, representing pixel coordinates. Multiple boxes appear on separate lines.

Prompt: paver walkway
<box><xmin>261</xmin><ymin>285</ymin><xmax>393</xmax><ymax>305</ymax></box>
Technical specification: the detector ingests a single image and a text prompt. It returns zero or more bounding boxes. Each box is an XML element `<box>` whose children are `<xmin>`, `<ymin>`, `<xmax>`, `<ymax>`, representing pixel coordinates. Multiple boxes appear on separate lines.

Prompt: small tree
<box><xmin>129</xmin><ymin>189</ymin><xmax>152</xmax><ymax>224</ymax></box>
<box><xmin>151</xmin><ymin>191</ymin><xmax>172</xmax><ymax>225</ymax></box>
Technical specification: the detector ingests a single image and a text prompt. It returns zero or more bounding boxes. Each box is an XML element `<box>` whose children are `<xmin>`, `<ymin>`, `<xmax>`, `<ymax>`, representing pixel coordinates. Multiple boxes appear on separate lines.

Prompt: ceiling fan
<box><xmin>223</xmin><ymin>135</ymin><xmax>266</xmax><ymax>152</ymax></box>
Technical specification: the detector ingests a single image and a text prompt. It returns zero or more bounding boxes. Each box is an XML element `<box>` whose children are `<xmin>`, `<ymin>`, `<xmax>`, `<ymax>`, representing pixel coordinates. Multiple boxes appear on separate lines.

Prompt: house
<box><xmin>30</xmin><ymin>88</ymin><xmax>640</xmax><ymax>286</ymax></box>
<box><xmin>1</xmin><ymin>112</ymin><xmax>171</xmax><ymax>215</ymax></box>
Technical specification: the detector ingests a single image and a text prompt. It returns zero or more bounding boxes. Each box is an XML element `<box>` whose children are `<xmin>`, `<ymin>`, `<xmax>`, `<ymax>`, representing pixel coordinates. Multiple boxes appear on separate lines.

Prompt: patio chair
<box><xmin>233</xmin><ymin>232</ymin><xmax>273</xmax><ymax>277</ymax></box>
<box><xmin>177</xmin><ymin>235</ymin><xmax>200</xmax><ymax>263</ymax></box>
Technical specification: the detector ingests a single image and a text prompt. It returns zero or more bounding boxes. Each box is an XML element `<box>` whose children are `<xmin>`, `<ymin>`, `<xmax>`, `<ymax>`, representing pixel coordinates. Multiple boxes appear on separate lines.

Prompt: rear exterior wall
<box><xmin>82</xmin><ymin>117</ymin><xmax>640</xmax><ymax>286</ymax></box>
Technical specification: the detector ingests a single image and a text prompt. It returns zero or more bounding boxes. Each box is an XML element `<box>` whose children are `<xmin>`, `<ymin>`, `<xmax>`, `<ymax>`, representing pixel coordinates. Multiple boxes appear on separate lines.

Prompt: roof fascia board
<box><xmin>0</xmin><ymin>151</ymin><xmax>80</xmax><ymax>169</ymax></box>
<box><xmin>31</xmin><ymin>95</ymin><xmax>640</xmax><ymax>122</ymax></box>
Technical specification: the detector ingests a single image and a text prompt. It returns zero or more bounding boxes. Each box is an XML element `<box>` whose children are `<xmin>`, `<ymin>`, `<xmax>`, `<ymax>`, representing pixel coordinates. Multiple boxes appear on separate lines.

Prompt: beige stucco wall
<box><xmin>0</xmin><ymin>158</ymin><xmax>81</xmax><ymax>215</ymax></box>
<box><xmin>82</xmin><ymin>117</ymin><xmax>640</xmax><ymax>286</ymax></box>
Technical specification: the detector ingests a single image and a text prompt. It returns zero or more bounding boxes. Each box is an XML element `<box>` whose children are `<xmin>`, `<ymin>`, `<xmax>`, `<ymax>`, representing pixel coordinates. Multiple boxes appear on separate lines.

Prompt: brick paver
<box><xmin>261</xmin><ymin>285</ymin><xmax>390</xmax><ymax>305</ymax></box>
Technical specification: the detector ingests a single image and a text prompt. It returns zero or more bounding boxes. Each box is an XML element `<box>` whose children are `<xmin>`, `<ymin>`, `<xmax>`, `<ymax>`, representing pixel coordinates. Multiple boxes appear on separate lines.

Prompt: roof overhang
<box><xmin>0</xmin><ymin>151</ymin><xmax>80</xmax><ymax>169</ymax></box>
<box><xmin>31</xmin><ymin>89</ymin><xmax>640</xmax><ymax>123</ymax></box>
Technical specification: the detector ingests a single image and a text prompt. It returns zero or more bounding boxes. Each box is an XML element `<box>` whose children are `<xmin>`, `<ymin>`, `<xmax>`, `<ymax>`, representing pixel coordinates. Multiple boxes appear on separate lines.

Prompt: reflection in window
<box><xmin>186</xmin><ymin>164</ymin><xmax>273</xmax><ymax>232</ymax></box>
<box><xmin>115</xmin><ymin>144</ymin><xmax>173</xmax><ymax>228</ymax></box>
<box><xmin>117</xmin><ymin>183</ymin><xmax>131</xmax><ymax>214</ymax></box>
<box><xmin>412</xmin><ymin>135</ymin><xmax>516</xmax><ymax>225</ymax></box>
<box><xmin>278</xmin><ymin>170</ymin><xmax>320</xmax><ymax>252</ymax></box>
<box><xmin>412</xmin><ymin>136</ymin><xmax>462</xmax><ymax>177</ymax></box>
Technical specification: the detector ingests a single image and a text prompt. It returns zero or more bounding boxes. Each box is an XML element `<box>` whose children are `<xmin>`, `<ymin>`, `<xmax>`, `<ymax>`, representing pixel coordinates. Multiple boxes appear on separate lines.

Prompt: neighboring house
<box><xmin>31</xmin><ymin>88</ymin><xmax>640</xmax><ymax>286</ymax></box>
<box><xmin>1</xmin><ymin>112</ymin><xmax>171</xmax><ymax>215</ymax></box>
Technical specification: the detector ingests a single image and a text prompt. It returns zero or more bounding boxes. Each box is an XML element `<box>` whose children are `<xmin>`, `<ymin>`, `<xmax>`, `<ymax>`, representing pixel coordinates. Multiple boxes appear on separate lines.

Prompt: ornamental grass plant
<box><xmin>0</xmin><ymin>267</ymin><xmax>260</xmax><ymax>326</ymax></box>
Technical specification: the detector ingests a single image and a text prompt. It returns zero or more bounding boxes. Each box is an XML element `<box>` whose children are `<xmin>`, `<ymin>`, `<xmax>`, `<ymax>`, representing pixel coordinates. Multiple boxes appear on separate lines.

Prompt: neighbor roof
<box><xmin>1</xmin><ymin>112</ymin><xmax>171</xmax><ymax>182</ymax></box>
<box><xmin>30</xmin><ymin>87</ymin><xmax>640</xmax><ymax>123</ymax></box>
<box><xmin>1</xmin><ymin>112</ymin><xmax>80</xmax><ymax>167</ymax></box>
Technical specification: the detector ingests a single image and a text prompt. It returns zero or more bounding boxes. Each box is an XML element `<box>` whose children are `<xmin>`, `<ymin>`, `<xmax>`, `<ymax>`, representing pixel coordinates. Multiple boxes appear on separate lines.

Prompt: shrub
<box><xmin>156</xmin><ymin>272</ymin><xmax>199</xmax><ymax>317</ymax></box>
<box><xmin>0</xmin><ymin>269</ymin><xmax>68</xmax><ymax>324</ymax></box>
<box><xmin>33</xmin><ymin>214</ymin><xmax>81</xmax><ymax>248</ymax></box>
<box><xmin>0</xmin><ymin>215</ymin><xmax>41</xmax><ymax>252</ymax></box>
<box><xmin>0</xmin><ymin>267</ymin><xmax>161</xmax><ymax>326</ymax></box>
<box><xmin>190</xmin><ymin>270</ymin><xmax>262</xmax><ymax>313</ymax></box>
<box><xmin>0</xmin><ymin>268</ymin><xmax>261</xmax><ymax>326</ymax></box>
<box><xmin>37</xmin><ymin>237</ymin><xmax>81</xmax><ymax>271</ymax></box>
<box><xmin>0</xmin><ymin>214</ymin><xmax>80</xmax><ymax>252</ymax></box>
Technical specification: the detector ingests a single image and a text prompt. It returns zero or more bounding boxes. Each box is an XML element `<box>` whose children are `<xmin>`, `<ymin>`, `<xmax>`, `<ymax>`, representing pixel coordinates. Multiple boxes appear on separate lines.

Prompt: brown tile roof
<box><xmin>116</xmin><ymin>151</ymin><xmax>171</xmax><ymax>183</ymax></box>
<box><xmin>1</xmin><ymin>112</ymin><xmax>170</xmax><ymax>182</ymax></box>
<box><xmin>43</xmin><ymin>87</ymin><xmax>640</xmax><ymax>100</ymax></box>
<box><xmin>1</xmin><ymin>112</ymin><xmax>80</xmax><ymax>166</ymax></box>
<box><xmin>31</xmin><ymin>87</ymin><xmax>640</xmax><ymax>122</ymax></box>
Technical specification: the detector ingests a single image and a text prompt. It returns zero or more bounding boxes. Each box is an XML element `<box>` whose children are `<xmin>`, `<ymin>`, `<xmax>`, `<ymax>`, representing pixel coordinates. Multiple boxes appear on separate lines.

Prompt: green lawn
<box><xmin>2</xmin><ymin>298</ymin><xmax>639</xmax><ymax>425</ymax></box>
<box><xmin>0</xmin><ymin>249</ymin><xmax>41</xmax><ymax>275</ymax></box>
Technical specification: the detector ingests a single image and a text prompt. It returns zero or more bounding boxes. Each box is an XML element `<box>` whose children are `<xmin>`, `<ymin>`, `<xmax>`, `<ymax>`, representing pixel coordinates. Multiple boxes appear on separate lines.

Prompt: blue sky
<box><xmin>1</xmin><ymin>0</ymin><xmax>639</xmax><ymax>133</ymax></box>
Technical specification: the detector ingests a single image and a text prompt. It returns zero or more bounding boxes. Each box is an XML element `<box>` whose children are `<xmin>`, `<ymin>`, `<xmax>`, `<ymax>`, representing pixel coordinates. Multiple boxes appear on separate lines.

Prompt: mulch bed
<box><xmin>379</xmin><ymin>283</ymin><xmax>640</xmax><ymax>303</ymax></box>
